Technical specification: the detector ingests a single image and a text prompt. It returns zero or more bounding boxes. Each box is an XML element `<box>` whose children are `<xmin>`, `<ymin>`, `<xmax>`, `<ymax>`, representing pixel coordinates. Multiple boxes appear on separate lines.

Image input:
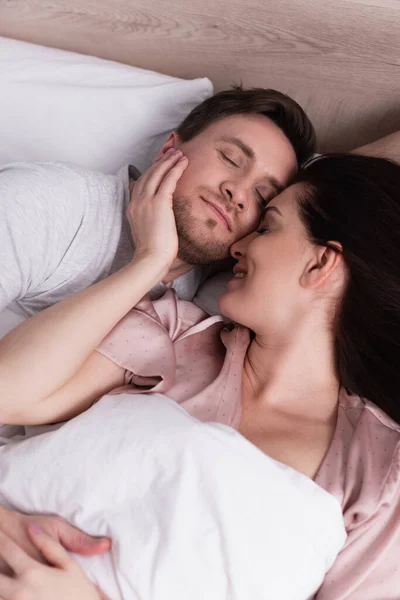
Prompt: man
<box><xmin>0</xmin><ymin>87</ymin><xmax>313</xmax><ymax>319</ymax></box>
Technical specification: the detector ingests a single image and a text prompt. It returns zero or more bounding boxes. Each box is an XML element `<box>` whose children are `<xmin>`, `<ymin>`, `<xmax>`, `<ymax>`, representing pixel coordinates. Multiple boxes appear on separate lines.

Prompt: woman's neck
<box><xmin>242</xmin><ymin>318</ymin><xmax>340</xmax><ymax>425</ymax></box>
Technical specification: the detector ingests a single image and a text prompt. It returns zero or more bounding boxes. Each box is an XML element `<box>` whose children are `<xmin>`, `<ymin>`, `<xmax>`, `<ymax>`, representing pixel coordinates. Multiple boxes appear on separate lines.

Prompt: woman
<box><xmin>0</xmin><ymin>150</ymin><xmax>399</xmax><ymax>599</ymax></box>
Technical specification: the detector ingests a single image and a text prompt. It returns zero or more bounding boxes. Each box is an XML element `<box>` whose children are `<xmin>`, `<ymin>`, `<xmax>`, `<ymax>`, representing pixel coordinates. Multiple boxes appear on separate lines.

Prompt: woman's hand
<box><xmin>127</xmin><ymin>148</ymin><xmax>188</xmax><ymax>272</ymax></box>
<box><xmin>0</xmin><ymin>524</ymin><xmax>108</xmax><ymax>600</ymax></box>
<box><xmin>0</xmin><ymin>506</ymin><xmax>111</xmax><ymax>575</ymax></box>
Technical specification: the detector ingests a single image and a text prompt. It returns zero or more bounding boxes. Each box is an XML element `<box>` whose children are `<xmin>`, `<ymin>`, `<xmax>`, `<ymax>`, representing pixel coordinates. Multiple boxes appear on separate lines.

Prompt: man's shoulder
<box><xmin>0</xmin><ymin>160</ymin><xmax>127</xmax><ymax>189</ymax></box>
<box><xmin>0</xmin><ymin>161</ymin><xmax>130</xmax><ymax>219</ymax></box>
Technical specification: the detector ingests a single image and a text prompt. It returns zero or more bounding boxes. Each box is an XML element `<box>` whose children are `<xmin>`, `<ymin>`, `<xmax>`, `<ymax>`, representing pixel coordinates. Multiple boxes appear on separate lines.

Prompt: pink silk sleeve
<box><xmin>314</xmin><ymin>444</ymin><xmax>400</xmax><ymax>600</ymax></box>
<box><xmin>95</xmin><ymin>292</ymin><xmax>181</xmax><ymax>394</ymax></box>
<box><xmin>95</xmin><ymin>289</ymin><xmax>211</xmax><ymax>395</ymax></box>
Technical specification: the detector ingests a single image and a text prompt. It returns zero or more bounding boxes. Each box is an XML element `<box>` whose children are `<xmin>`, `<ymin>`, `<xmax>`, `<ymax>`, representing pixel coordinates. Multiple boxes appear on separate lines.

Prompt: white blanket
<box><xmin>0</xmin><ymin>394</ymin><xmax>346</xmax><ymax>600</ymax></box>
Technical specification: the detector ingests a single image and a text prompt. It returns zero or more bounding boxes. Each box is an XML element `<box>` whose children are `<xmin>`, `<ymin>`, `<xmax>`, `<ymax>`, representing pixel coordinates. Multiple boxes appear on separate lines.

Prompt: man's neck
<box><xmin>162</xmin><ymin>258</ymin><xmax>194</xmax><ymax>284</ymax></box>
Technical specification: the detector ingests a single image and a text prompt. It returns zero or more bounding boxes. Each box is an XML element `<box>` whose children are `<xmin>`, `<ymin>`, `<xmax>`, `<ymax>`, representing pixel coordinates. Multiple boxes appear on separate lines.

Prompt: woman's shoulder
<box><xmin>340</xmin><ymin>388</ymin><xmax>400</xmax><ymax>477</ymax></box>
<box><xmin>338</xmin><ymin>388</ymin><xmax>400</xmax><ymax>445</ymax></box>
<box><xmin>317</xmin><ymin>389</ymin><xmax>400</xmax><ymax>515</ymax></box>
<box><xmin>315</xmin><ymin>391</ymin><xmax>400</xmax><ymax>600</ymax></box>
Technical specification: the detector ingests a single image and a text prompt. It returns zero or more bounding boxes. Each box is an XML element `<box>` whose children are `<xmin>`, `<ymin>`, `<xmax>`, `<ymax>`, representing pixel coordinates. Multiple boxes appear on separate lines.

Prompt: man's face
<box><xmin>172</xmin><ymin>113</ymin><xmax>298</xmax><ymax>264</ymax></box>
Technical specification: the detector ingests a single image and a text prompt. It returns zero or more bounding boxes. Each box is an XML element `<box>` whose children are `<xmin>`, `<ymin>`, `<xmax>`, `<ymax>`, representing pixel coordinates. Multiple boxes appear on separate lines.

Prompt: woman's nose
<box><xmin>230</xmin><ymin>233</ymin><xmax>255</xmax><ymax>258</ymax></box>
<box><xmin>230</xmin><ymin>243</ymin><xmax>242</xmax><ymax>258</ymax></box>
<box><xmin>231</xmin><ymin>236</ymin><xmax>249</xmax><ymax>260</ymax></box>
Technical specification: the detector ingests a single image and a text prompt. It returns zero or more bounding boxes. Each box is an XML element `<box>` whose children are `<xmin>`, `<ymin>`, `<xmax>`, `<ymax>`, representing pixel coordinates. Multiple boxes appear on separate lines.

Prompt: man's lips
<box><xmin>202</xmin><ymin>197</ymin><xmax>232</xmax><ymax>230</ymax></box>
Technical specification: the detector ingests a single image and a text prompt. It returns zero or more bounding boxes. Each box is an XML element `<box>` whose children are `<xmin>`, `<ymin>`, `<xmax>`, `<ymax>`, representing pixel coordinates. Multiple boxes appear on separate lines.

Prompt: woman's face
<box><xmin>219</xmin><ymin>183</ymin><xmax>320</xmax><ymax>335</ymax></box>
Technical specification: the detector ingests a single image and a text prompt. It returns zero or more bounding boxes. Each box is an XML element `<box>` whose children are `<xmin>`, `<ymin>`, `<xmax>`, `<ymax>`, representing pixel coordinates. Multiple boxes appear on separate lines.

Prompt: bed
<box><xmin>0</xmin><ymin>0</ymin><xmax>399</xmax><ymax>152</ymax></box>
<box><xmin>0</xmin><ymin>5</ymin><xmax>399</xmax><ymax>596</ymax></box>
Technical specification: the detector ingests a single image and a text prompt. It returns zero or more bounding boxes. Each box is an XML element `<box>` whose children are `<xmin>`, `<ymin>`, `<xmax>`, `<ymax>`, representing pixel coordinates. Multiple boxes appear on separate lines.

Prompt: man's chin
<box><xmin>177</xmin><ymin>237</ymin><xmax>230</xmax><ymax>265</ymax></box>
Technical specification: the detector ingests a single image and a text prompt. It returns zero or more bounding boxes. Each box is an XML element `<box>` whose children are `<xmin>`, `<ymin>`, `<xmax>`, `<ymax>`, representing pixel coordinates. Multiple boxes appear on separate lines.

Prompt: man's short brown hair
<box><xmin>177</xmin><ymin>86</ymin><xmax>316</xmax><ymax>167</ymax></box>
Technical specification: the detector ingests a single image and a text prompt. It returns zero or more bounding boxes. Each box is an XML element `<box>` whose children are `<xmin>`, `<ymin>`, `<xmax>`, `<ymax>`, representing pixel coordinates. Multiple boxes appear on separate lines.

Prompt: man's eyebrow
<box><xmin>219</xmin><ymin>136</ymin><xmax>255</xmax><ymax>160</ymax></box>
<box><xmin>219</xmin><ymin>136</ymin><xmax>285</xmax><ymax>193</ymax></box>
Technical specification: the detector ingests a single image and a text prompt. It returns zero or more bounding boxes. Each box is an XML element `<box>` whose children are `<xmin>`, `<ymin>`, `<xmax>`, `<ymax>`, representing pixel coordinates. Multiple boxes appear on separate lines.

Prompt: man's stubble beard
<box><xmin>173</xmin><ymin>195</ymin><xmax>232</xmax><ymax>265</ymax></box>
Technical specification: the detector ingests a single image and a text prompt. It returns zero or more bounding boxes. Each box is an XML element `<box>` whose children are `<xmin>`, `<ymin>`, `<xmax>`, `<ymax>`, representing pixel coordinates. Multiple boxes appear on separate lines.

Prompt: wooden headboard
<box><xmin>1</xmin><ymin>0</ymin><xmax>399</xmax><ymax>151</ymax></box>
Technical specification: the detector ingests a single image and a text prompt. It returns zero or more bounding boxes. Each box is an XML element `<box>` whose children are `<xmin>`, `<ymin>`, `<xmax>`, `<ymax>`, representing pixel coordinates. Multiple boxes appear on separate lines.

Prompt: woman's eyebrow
<box><xmin>264</xmin><ymin>206</ymin><xmax>282</xmax><ymax>217</ymax></box>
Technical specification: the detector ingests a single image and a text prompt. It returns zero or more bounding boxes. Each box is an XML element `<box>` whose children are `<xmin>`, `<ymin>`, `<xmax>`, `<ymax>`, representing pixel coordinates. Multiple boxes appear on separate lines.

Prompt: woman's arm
<box><xmin>0</xmin><ymin>259</ymin><xmax>163</xmax><ymax>424</ymax></box>
<box><xmin>314</xmin><ymin>452</ymin><xmax>400</xmax><ymax>600</ymax></box>
<box><xmin>0</xmin><ymin>149</ymin><xmax>188</xmax><ymax>424</ymax></box>
<box><xmin>352</xmin><ymin>130</ymin><xmax>400</xmax><ymax>162</ymax></box>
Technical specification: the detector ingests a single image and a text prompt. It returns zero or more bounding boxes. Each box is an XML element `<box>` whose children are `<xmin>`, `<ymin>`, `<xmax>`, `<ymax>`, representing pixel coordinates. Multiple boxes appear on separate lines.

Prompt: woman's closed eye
<box><xmin>257</xmin><ymin>223</ymin><xmax>271</xmax><ymax>234</ymax></box>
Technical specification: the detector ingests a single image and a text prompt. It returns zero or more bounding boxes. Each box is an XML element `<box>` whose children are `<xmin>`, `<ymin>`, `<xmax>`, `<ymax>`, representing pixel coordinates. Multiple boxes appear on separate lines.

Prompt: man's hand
<box><xmin>0</xmin><ymin>506</ymin><xmax>111</xmax><ymax>574</ymax></box>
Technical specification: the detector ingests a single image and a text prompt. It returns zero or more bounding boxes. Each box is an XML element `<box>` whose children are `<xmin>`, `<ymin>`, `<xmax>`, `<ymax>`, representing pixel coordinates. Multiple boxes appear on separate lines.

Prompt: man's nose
<box><xmin>221</xmin><ymin>182</ymin><xmax>248</xmax><ymax>212</ymax></box>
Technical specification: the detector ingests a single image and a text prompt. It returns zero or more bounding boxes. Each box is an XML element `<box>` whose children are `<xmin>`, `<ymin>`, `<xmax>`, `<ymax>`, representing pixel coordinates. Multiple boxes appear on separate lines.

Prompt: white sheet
<box><xmin>0</xmin><ymin>394</ymin><xmax>346</xmax><ymax>600</ymax></box>
<box><xmin>0</xmin><ymin>306</ymin><xmax>25</xmax><ymax>339</ymax></box>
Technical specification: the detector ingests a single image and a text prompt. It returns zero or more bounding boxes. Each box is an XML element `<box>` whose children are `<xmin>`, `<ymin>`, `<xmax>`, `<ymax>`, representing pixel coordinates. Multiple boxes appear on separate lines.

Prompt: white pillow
<box><xmin>194</xmin><ymin>270</ymin><xmax>232</xmax><ymax>317</ymax></box>
<box><xmin>0</xmin><ymin>394</ymin><xmax>346</xmax><ymax>600</ymax></box>
<box><xmin>0</xmin><ymin>37</ymin><xmax>213</xmax><ymax>173</ymax></box>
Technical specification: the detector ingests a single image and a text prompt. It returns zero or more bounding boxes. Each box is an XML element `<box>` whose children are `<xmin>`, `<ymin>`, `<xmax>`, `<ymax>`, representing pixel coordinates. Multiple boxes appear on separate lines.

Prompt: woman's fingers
<box><xmin>0</xmin><ymin>529</ymin><xmax>33</xmax><ymax>575</ymax></box>
<box><xmin>151</xmin><ymin>151</ymin><xmax>167</xmax><ymax>164</ymax></box>
<box><xmin>135</xmin><ymin>149</ymin><xmax>185</xmax><ymax>196</ymax></box>
<box><xmin>95</xmin><ymin>584</ymin><xmax>111</xmax><ymax>600</ymax></box>
<box><xmin>27</xmin><ymin>524</ymin><xmax>71</xmax><ymax>570</ymax></box>
<box><xmin>0</xmin><ymin>573</ymin><xmax>17</xmax><ymax>599</ymax></box>
<box><xmin>158</xmin><ymin>156</ymin><xmax>188</xmax><ymax>197</ymax></box>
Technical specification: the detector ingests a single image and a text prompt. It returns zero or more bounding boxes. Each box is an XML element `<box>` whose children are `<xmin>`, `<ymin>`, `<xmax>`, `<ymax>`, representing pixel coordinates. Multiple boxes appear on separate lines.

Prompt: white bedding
<box><xmin>0</xmin><ymin>394</ymin><xmax>346</xmax><ymax>600</ymax></box>
<box><xmin>0</xmin><ymin>36</ymin><xmax>212</xmax><ymax>174</ymax></box>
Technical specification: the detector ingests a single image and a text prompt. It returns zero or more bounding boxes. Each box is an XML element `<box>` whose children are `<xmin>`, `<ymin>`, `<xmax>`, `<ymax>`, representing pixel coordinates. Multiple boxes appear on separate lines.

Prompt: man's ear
<box><xmin>300</xmin><ymin>242</ymin><xmax>343</xmax><ymax>289</ymax></box>
<box><xmin>152</xmin><ymin>131</ymin><xmax>182</xmax><ymax>163</ymax></box>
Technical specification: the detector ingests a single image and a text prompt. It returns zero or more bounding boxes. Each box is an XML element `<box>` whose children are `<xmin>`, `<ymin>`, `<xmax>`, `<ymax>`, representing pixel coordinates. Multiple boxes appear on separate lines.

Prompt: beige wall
<box><xmin>1</xmin><ymin>0</ymin><xmax>399</xmax><ymax>151</ymax></box>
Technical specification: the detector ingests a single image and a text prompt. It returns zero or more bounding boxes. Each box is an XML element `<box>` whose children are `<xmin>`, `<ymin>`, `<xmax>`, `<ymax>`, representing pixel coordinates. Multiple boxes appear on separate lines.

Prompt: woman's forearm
<box><xmin>0</xmin><ymin>256</ymin><xmax>166</xmax><ymax>413</ymax></box>
<box><xmin>0</xmin><ymin>148</ymin><xmax>188</xmax><ymax>421</ymax></box>
<box><xmin>352</xmin><ymin>130</ymin><xmax>400</xmax><ymax>162</ymax></box>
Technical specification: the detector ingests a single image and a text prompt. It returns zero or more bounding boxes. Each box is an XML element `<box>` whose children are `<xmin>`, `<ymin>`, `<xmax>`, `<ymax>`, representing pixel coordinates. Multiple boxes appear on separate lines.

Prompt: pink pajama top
<box><xmin>97</xmin><ymin>290</ymin><xmax>400</xmax><ymax>600</ymax></box>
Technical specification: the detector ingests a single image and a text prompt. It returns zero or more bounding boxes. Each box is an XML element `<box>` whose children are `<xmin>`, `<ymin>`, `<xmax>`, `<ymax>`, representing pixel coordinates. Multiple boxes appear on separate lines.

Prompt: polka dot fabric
<box><xmin>313</xmin><ymin>390</ymin><xmax>400</xmax><ymax>599</ymax></box>
<box><xmin>97</xmin><ymin>290</ymin><xmax>400</xmax><ymax>599</ymax></box>
<box><xmin>96</xmin><ymin>290</ymin><xmax>248</xmax><ymax>427</ymax></box>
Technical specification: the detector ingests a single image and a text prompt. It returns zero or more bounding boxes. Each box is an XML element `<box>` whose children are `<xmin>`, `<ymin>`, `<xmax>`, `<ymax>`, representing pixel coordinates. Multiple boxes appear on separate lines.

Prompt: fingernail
<box><xmin>165</xmin><ymin>148</ymin><xmax>175</xmax><ymax>155</ymax></box>
<box><xmin>29</xmin><ymin>523</ymin><xmax>43</xmax><ymax>535</ymax></box>
<box><xmin>179</xmin><ymin>155</ymin><xmax>187</xmax><ymax>161</ymax></box>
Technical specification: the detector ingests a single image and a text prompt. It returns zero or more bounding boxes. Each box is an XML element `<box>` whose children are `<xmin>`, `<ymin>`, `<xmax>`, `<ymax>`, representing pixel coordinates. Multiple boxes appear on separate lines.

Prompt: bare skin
<box><xmin>0</xmin><ymin>524</ymin><xmax>108</xmax><ymax>600</ymax></box>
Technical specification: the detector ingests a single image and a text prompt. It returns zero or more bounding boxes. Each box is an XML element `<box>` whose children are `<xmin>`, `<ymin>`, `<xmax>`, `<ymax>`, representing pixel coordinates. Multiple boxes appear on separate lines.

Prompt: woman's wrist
<box><xmin>130</xmin><ymin>251</ymin><xmax>172</xmax><ymax>282</ymax></box>
<box><xmin>0</xmin><ymin>505</ymin><xmax>12</xmax><ymax>533</ymax></box>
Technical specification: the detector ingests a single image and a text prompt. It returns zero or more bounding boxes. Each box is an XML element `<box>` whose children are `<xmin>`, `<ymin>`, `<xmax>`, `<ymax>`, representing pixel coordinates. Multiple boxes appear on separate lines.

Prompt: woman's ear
<box><xmin>300</xmin><ymin>242</ymin><xmax>343</xmax><ymax>289</ymax></box>
<box><xmin>152</xmin><ymin>131</ymin><xmax>181</xmax><ymax>163</ymax></box>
